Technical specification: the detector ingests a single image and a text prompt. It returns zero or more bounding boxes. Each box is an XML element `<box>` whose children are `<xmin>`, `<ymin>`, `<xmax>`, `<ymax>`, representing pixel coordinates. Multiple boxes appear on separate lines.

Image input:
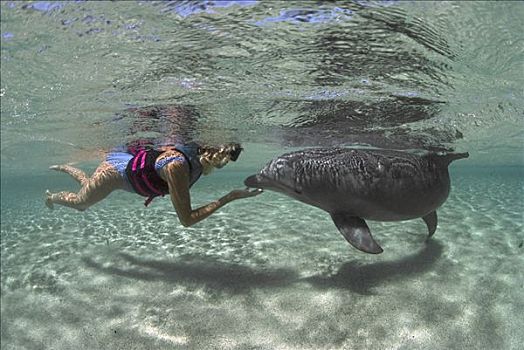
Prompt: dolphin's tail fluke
<box><xmin>429</xmin><ymin>151</ymin><xmax>469</xmax><ymax>166</ymax></box>
<box><xmin>446</xmin><ymin>152</ymin><xmax>469</xmax><ymax>163</ymax></box>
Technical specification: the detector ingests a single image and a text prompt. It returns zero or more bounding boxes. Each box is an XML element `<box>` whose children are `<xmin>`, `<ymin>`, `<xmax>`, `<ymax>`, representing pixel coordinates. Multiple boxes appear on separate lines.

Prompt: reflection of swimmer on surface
<box><xmin>45</xmin><ymin>142</ymin><xmax>262</xmax><ymax>227</ymax></box>
<box><xmin>123</xmin><ymin>104</ymin><xmax>198</xmax><ymax>144</ymax></box>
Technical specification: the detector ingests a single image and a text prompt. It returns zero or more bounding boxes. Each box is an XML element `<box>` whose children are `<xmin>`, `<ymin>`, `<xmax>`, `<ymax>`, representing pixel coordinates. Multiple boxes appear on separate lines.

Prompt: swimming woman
<box><xmin>45</xmin><ymin>142</ymin><xmax>262</xmax><ymax>226</ymax></box>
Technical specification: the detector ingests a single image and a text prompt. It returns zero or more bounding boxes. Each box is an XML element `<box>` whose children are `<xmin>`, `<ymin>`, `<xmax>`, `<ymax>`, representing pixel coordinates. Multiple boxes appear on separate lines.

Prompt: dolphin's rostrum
<box><xmin>245</xmin><ymin>148</ymin><xmax>468</xmax><ymax>254</ymax></box>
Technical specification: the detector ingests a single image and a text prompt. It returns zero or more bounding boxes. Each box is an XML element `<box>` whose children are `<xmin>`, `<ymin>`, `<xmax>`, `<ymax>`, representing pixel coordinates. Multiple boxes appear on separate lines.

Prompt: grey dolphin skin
<box><xmin>244</xmin><ymin>148</ymin><xmax>468</xmax><ymax>254</ymax></box>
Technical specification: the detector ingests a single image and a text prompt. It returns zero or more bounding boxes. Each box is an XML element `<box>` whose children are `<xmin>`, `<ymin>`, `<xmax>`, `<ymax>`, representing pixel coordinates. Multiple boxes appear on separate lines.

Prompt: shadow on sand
<box><xmin>304</xmin><ymin>240</ymin><xmax>444</xmax><ymax>295</ymax></box>
<box><xmin>83</xmin><ymin>240</ymin><xmax>443</xmax><ymax>295</ymax></box>
<box><xmin>82</xmin><ymin>253</ymin><xmax>299</xmax><ymax>293</ymax></box>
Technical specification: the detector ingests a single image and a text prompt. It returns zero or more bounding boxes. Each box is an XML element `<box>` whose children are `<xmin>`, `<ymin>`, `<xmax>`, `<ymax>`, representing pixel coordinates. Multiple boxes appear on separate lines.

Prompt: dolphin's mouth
<box><xmin>244</xmin><ymin>173</ymin><xmax>296</xmax><ymax>195</ymax></box>
<box><xmin>244</xmin><ymin>173</ymin><xmax>280</xmax><ymax>190</ymax></box>
<box><xmin>244</xmin><ymin>174</ymin><xmax>261</xmax><ymax>188</ymax></box>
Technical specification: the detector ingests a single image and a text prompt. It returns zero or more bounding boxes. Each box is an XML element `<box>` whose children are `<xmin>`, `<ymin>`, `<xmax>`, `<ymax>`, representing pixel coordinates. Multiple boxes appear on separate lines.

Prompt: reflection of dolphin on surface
<box><xmin>245</xmin><ymin>148</ymin><xmax>468</xmax><ymax>254</ymax></box>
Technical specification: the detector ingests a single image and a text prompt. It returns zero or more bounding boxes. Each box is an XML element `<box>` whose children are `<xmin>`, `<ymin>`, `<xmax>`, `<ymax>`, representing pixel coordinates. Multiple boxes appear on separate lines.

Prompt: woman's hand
<box><xmin>227</xmin><ymin>188</ymin><xmax>263</xmax><ymax>200</ymax></box>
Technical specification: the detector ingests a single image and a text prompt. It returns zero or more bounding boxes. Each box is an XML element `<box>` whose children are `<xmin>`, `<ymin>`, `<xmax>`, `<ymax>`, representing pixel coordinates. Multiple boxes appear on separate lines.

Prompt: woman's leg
<box><xmin>49</xmin><ymin>164</ymin><xmax>89</xmax><ymax>185</ymax></box>
<box><xmin>46</xmin><ymin>162</ymin><xmax>125</xmax><ymax>211</ymax></box>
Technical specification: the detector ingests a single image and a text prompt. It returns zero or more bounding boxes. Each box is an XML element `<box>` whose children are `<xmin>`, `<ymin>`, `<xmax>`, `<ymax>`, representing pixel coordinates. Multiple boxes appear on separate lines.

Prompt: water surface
<box><xmin>1</xmin><ymin>1</ymin><xmax>523</xmax><ymax>349</ymax></box>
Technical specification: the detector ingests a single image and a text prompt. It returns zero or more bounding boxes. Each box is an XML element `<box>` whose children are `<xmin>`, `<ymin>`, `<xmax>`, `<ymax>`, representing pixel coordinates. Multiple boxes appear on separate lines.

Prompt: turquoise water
<box><xmin>1</xmin><ymin>1</ymin><xmax>523</xmax><ymax>349</ymax></box>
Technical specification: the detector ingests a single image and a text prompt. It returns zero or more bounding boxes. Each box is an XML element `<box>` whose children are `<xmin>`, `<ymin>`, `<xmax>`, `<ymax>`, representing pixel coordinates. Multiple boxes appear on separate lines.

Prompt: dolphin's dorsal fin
<box><xmin>422</xmin><ymin>211</ymin><xmax>438</xmax><ymax>238</ymax></box>
<box><xmin>330</xmin><ymin>213</ymin><xmax>383</xmax><ymax>254</ymax></box>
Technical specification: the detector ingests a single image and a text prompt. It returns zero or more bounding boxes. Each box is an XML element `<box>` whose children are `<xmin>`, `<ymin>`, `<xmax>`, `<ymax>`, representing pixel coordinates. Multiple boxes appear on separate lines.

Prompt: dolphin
<box><xmin>244</xmin><ymin>148</ymin><xmax>468</xmax><ymax>254</ymax></box>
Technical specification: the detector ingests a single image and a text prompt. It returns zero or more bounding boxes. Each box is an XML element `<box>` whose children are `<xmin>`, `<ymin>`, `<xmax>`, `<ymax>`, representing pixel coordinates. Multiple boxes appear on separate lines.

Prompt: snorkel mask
<box><xmin>229</xmin><ymin>143</ymin><xmax>243</xmax><ymax>161</ymax></box>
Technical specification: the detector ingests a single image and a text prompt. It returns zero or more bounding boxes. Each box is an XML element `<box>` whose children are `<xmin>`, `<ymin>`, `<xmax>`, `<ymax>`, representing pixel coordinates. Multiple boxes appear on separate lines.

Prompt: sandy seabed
<box><xmin>1</xmin><ymin>168</ymin><xmax>523</xmax><ymax>350</ymax></box>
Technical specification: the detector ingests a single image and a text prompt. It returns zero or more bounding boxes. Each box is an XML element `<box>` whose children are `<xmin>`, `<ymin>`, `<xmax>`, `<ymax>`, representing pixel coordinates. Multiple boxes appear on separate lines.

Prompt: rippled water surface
<box><xmin>1</xmin><ymin>1</ymin><xmax>523</xmax><ymax>349</ymax></box>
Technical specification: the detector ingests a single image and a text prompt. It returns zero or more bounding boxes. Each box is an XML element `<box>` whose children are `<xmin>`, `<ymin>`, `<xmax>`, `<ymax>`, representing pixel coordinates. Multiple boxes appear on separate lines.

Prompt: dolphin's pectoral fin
<box><xmin>422</xmin><ymin>211</ymin><xmax>438</xmax><ymax>238</ymax></box>
<box><xmin>330</xmin><ymin>213</ymin><xmax>383</xmax><ymax>254</ymax></box>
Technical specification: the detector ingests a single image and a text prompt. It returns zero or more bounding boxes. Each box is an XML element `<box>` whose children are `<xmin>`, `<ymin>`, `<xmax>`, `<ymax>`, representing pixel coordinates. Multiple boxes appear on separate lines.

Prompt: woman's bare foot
<box><xmin>45</xmin><ymin>190</ymin><xmax>54</xmax><ymax>210</ymax></box>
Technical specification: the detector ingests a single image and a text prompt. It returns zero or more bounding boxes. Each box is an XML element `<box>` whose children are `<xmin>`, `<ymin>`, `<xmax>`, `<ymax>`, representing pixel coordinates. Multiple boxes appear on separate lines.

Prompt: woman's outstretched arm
<box><xmin>163</xmin><ymin>161</ymin><xmax>262</xmax><ymax>227</ymax></box>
